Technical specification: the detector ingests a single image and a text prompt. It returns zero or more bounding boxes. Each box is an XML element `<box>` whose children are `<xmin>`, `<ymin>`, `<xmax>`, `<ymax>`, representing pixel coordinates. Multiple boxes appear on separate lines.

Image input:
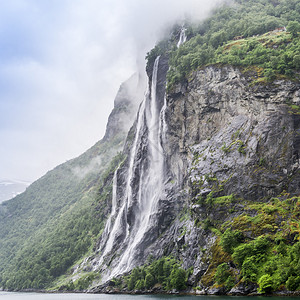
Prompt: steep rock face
<box><xmin>166</xmin><ymin>66</ymin><xmax>300</xmax><ymax>200</ymax></box>
<box><xmin>162</xmin><ymin>65</ymin><xmax>300</xmax><ymax>287</ymax></box>
<box><xmin>103</xmin><ymin>73</ymin><xmax>145</xmax><ymax>142</ymax></box>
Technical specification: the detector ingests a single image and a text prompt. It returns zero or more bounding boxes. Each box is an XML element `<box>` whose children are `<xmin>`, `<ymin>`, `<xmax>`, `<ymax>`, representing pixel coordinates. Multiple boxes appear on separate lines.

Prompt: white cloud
<box><xmin>0</xmin><ymin>0</ymin><xmax>221</xmax><ymax>182</ymax></box>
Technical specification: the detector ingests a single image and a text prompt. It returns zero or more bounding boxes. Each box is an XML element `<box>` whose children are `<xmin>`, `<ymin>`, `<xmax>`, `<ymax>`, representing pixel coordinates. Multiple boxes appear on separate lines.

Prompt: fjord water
<box><xmin>0</xmin><ymin>293</ymin><xmax>202</xmax><ymax>299</ymax></box>
<box><xmin>1</xmin><ymin>294</ymin><xmax>300</xmax><ymax>300</ymax></box>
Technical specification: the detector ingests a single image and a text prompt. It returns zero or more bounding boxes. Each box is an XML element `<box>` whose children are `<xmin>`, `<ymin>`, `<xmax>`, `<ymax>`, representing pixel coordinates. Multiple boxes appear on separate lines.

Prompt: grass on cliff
<box><xmin>167</xmin><ymin>29</ymin><xmax>300</xmax><ymax>89</ymax></box>
<box><xmin>163</xmin><ymin>0</ymin><xmax>300</xmax><ymax>89</ymax></box>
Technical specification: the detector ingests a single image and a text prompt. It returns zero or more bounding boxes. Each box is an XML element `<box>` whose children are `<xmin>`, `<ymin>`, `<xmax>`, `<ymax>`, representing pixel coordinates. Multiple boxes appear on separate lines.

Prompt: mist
<box><xmin>0</xmin><ymin>0</ymin><xmax>222</xmax><ymax>182</ymax></box>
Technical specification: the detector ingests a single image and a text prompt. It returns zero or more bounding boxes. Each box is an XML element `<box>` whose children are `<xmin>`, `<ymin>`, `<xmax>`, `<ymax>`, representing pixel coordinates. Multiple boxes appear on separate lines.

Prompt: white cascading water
<box><xmin>177</xmin><ymin>27</ymin><xmax>187</xmax><ymax>47</ymax></box>
<box><xmin>96</xmin><ymin>56</ymin><xmax>166</xmax><ymax>280</ymax></box>
<box><xmin>95</xmin><ymin>98</ymin><xmax>147</xmax><ymax>264</ymax></box>
<box><xmin>160</xmin><ymin>95</ymin><xmax>168</xmax><ymax>147</ymax></box>
<box><xmin>97</xmin><ymin>165</ymin><xmax>120</xmax><ymax>257</ymax></box>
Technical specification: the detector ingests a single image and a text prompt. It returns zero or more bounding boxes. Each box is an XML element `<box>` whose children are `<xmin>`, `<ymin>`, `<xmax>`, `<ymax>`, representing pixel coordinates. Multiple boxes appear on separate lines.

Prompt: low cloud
<box><xmin>72</xmin><ymin>155</ymin><xmax>103</xmax><ymax>179</ymax></box>
<box><xmin>0</xmin><ymin>0</ymin><xmax>222</xmax><ymax>182</ymax></box>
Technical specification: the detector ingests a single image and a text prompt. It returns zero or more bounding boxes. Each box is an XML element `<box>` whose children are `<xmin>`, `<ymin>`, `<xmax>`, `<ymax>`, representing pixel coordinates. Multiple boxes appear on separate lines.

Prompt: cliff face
<box><xmin>81</xmin><ymin>55</ymin><xmax>177</xmax><ymax>282</ymax></box>
<box><xmin>102</xmin><ymin>73</ymin><xmax>145</xmax><ymax>143</ymax></box>
<box><xmin>86</xmin><ymin>63</ymin><xmax>300</xmax><ymax>293</ymax></box>
<box><xmin>161</xmin><ymin>65</ymin><xmax>300</xmax><ymax>291</ymax></box>
<box><xmin>167</xmin><ymin>65</ymin><xmax>300</xmax><ymax>200</ymax></box>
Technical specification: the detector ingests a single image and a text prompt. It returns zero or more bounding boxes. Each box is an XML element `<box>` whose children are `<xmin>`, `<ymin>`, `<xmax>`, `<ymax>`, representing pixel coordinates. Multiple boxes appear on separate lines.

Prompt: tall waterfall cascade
<box><xmin>93</xmin><ymin>56</ymin><xmax>168</xmax><ymax>281</ymax></box>
<box><xmin>177</xmin><ymin>27</ymin><xmax>187</xmax><ymax>47</ymax></box>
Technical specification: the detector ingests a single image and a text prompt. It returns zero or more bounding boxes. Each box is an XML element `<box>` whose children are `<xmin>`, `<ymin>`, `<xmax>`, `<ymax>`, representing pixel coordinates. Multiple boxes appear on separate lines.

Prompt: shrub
<box><xmin>135</xmin><ymin>279</ymin><xmax>145</xmax><ymax>290</ymax></box>
<box><xmin>220</xmin><ymin>229</ymin><xmax>244</xmax><ymax>254</ymax></box>
<box><xmin>170</xmin><ymin>268</ymin><xmax>187</xmax><ymax>290</ymax></box>
<box><xmin>242</xmin><ymin>256</ymin><xmax>259</xmax><ymax>282</ymax></box>
<box><xmin>215</xmin><ymin>263</ymin><xmax>230</xmax><ymax>284</ymax></box>
<box><xmin>232</xmin><ymin>236</ymin><xmax>269</xmax><ymax>266</ymax></box>
<box><xmin>128</xmin><ymin>268</ymin><xmax>141</xmax><ymax>290</ymax></box>
<box><xmin>264</xmin><ymin>68</ymin><xmax>276</xmax><ymax>81</ymax></box>
<box><xmin>145</xmin><ymin>273</ymin><xmax>155</xmax><ymax>289</ymax></box>
<box><xmin>258</xmin><ymin>274</ymin><xmax>274</xmax><ymax>293</ymax></box>
<box><xmin>287</xmin><ymin>21</ymin><xmax>300</xmax><ymax>38</ymax></box>
<box><xmin>74</xmin><ymin>273</ymin><xmax>95</xmax><ymax>290</ymax></box>
<box><xmin>286</xmin><ymin>276</ymin><xmax>300</xmax><ymax>291</ymax></box>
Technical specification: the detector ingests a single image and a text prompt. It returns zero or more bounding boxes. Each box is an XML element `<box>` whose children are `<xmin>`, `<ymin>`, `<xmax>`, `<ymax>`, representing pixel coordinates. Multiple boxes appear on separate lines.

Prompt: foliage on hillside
<box><xmin>166</xmin><ymin>0</ymin><xmax>300</xmax><ymax>87</ymax></box>
<box><xmin>97</xmin><ymin>194</ymin><xmax>300</xmax><ymax>294</ymax></box>
<box><xmin>199</xmin><ymin>195</ymin><xmax>300</xmax><ymax>293</ymax></box>
<box><xmin>106</xmin><ymin>256</ymin><xmax>191</xmax><ymax>292</ymax></box>
<box><xmin>0</xmin><ymin>135</ymin><xmax>125</xmax><ymax>290</ymax></box>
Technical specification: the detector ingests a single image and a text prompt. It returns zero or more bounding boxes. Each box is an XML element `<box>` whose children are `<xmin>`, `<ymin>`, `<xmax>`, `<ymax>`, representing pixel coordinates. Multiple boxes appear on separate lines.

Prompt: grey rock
<box><xmin>207</xmin><ymin>287</ymin><xmax>226</xmax><ymax>295</ymax></box>
<box><xmin>195</xmin><ymin>289</ymin><xmax>207</xmax><ymax>295</ymax></box>
<box><xmin>229</xmin><ymin>282</ymin><xmax>258</xmax><ymax>295</ymax></box>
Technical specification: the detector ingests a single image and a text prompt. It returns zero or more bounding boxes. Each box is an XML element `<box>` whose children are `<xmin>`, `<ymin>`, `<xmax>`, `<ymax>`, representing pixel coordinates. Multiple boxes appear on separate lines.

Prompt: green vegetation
<box><xmin>222</xmin><ymin>140</ymin><xmax>246</xmax><ymax>154</ymax></box>
<box><xmin>114</xmin><ymin>257</ymin><xmax>189</xmax><ymax>291</ymax></box>
<box><xmin>214</xmin><ymin>263</ymin><xmax>235</xmax><ymax>290</ymax></box>
<box><xmin>166</xmin><ymin>0</ymin><xmax>300</xmax><ymax>88</ymax></box>
<box><xmin>220</xmin><ymin>229</ymin><xmax>244</xmax><ymax>254</ymax></box>
<box><xmin>57</xmin><ymin>272</ymin><xmax>98</xmax><ymax>291</ymax></box>
<box><xmin>209</xmin><ymin>196</ymin><xmax>300</xmax><ymax>293</ymax></box>
<box><xmin>145</xmin><ymin>39</ymin><xmax>172</xmax><ymax>75</ymax></box>
<box><xmin>69</xmin><ymin>273</ymin><xmax>97</xmax><ymax>291</ymax></box>
<box><xmin>287</xmin><ymin>21</ymin><xmax>300</xmax><ymax>38</ymax></box>
<box><xmin>194</xmin><ymin>192</ymin><xmax>236</xmax><ymax>207</ymax></box>
<box><xmin>0</xmin><ymin>130</ymin><xmax>127</xmax><ymax>290</ymax></box>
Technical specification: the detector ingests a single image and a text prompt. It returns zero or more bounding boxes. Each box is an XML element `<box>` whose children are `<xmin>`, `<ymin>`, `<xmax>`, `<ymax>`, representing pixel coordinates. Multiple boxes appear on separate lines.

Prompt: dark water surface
<box><xmin>1</xmin><ymin>293</ymin><xmax>300</xmax><ymax>300</ymax></box>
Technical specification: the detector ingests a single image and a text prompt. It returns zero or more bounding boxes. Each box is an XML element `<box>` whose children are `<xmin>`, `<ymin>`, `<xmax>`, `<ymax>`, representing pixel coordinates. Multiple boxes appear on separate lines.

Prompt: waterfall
<box><xmin>177</xmin><ymin>27</ymin><xmax>187</xmax><ymax>47</ymax></box>
<box><xmin>96</xmin><ymin>56</ymin><xmax>167</xmax><ymax>280</ymax></box>
<box><xmin>96</xmin><ymin>165</ymin><xmax>120</xmax><ymax>258</ymax></box>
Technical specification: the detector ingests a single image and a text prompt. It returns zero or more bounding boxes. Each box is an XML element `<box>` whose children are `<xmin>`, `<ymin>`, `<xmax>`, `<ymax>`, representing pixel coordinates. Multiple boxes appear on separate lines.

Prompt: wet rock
<box><xmin>167</xmin><ymin>65</ymin><xmax>300</xmax><ymax>201</ymax></box>
<box><xmin>195</xmin><ymin>289</ymin><xmax>207</xmax><ymax>295</ymax></box>
<box><xmin>228</xmin><ymin>282</ymin><xmax>258</xmax><ymax>295</ymax></box>
<box><xmin>207</xmin><ymin>287</ymin><xmax>226</xmax><ymax>295</ymax></box>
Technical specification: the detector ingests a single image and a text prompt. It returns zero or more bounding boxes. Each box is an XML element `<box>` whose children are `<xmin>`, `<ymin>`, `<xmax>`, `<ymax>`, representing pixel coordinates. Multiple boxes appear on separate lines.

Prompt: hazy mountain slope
<box><xmin>0</xmin><ymin>180</ymin><xmax>30</xmax><ymax>203</ymax></box>
<box><xmin>0</xmin><ymin>73</ymin><xmax>144</xmax><ymax>290</ymax></box>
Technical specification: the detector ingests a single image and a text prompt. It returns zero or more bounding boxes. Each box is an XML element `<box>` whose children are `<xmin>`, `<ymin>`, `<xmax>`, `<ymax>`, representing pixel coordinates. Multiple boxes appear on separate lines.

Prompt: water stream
<box><xmin>177</xmin><ymin>27</ymin><xmax>187</xmax><ymax>47</ymax></box>
<box><xmin>96</xmin><ymin>56</ymin><xmax>167</xmax><ymax>281</ymax></box>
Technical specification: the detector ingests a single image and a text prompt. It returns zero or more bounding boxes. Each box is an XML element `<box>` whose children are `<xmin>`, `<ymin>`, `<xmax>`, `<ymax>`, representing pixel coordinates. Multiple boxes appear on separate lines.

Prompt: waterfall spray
<box><xmin>95</xmin><ymin>56</ymin><xmax>167</xmax><ymax>281</ymax></box>
<box><xmin>177</xmin><ymin>27</ymin><xmax>187</xmax><ymax>47</ymax></box>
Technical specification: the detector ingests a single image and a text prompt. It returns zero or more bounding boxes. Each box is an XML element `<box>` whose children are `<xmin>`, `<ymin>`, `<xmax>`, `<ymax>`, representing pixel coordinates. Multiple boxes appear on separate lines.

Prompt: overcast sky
<box><xmin>0</xmin><ymin>0</ymin><xmax>221</xmax><ymax>183</ymax></box>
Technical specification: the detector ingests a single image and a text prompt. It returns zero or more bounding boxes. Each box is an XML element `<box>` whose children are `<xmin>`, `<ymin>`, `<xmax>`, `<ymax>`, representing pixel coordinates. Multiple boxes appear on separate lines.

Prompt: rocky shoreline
<box><xmin>2</xmin><ymin>286</ymin><xmax>300</xmax><ymax>297</ymax></box>
<box><xmin>88</xmin><ymin>284</ymin><xmax>300</xmax><ymax>297</ymax></box>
